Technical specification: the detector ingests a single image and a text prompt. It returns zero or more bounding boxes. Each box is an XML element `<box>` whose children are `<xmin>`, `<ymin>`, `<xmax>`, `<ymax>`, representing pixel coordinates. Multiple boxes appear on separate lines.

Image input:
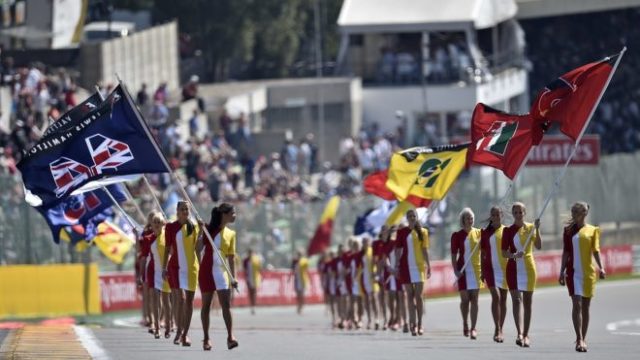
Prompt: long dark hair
<box><xmin>209</xmin><ymin>203</ymin><xmax>234</xmax><ymax>231</ymax></box>
<box><xmin>407</xmin><ymin>209</ymin><xmax>424</xmax><ymax>242</ymax></box>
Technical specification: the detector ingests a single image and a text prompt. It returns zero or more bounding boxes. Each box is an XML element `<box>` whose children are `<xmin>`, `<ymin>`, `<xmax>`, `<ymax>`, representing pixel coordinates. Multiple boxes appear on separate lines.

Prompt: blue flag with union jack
<box><xmin>17</xmin><ymin>84</ymin><xmax>168</xmax><ymax>208</ymax></box>
<box><xmin>36</xmin><ymin>184</ymin><xmax>127</xmax><ymax>243</ymax></box>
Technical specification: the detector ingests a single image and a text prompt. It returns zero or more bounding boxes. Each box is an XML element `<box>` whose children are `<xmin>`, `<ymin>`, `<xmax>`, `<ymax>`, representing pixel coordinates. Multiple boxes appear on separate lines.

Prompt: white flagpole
<box><xmin>141</xmin><ymin>175</ymin><xmax>167</xmax><ymax>218</ymax></box>
<box><xmin>519</xmin><ymin>47</ymin><xmax>626</xmax><ymax>251</ymax></box>
<box><xmin>121</xmin><ymin>183</ymin><xmax>146</xmax><ymax>223</ymax></box>
<box><xmin>103</xmin><ymin>186</ymin><xmax>142</xmax><ymax>234</ymax></box>
<box><xmin>453</xmin><ymin>142</ymin><xmax>537</xmax><ymax>284</ymax></box>
<box><xmin>117</xmin><ymin>79</ymin><xmax>238</xmax><ymax>288</ymax></box>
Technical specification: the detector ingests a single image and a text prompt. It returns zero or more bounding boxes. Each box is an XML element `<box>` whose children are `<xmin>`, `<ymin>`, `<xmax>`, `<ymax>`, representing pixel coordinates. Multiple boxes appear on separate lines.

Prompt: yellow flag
<box><xmin>93</xmin><ymin>221</ymin><xmax>134</xmax><ymax>264</ymax></box>
<box><xmin>386</xmin><ymin>144</ymin><xmax>468</xmax><ymax>201</ymax></box>
<box><xmin>384</xmin><ymin>201</ymin><xmax>415</xmax><ymax>226</ymax></box>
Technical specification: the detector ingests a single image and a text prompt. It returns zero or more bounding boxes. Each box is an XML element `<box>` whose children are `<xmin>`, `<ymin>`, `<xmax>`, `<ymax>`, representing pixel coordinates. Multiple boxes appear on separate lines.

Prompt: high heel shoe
<box><xmin>463</xmin><ymin>324</ymin><xmax>469</xmax><ymax>337</ymax></box>
<box><xmin>153</xmin><ymin>329</ymin><xmax>160</xmax><ymax>339</ymax></box>
<box><xmin>203</xmin><ymin>339</ymin><xmax>212</xmax><ymax>351</ymax></box>
<box><xmin>516</xmin><ymin>335</ymin><xmax>523</xmax><ymax>347</ymax></box>
<box><xmin>227</xmin><ymin>338</ymin><xmax>239</xmax><ymax>350</ymax></box>
<box><xmin>470</xmin><ymin>329</ymin><xmax>477</xmax><ymax>340</ymax></box>
<box><xmin>181</xmin><ymin>335</ymin><xmax>191</xmax><ymax>347</ymax></box>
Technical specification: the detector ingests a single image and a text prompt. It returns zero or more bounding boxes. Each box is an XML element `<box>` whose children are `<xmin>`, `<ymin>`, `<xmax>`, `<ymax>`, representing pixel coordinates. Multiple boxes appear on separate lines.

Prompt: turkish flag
<box><xmin>530</xmin><ymin>56</ymin><xmax>615</xmax><ymax>141</ymax></box>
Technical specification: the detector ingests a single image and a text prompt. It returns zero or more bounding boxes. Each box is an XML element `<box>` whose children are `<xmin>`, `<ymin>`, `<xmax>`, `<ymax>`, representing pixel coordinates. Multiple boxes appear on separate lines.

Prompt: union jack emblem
<box><xmin>49</xmin><ymin>134</ymin><xmax>134</xmax><ymax>198</ymax></box>
<box><xmin>86</xmin><ymin>134</ymin><xmax>134</xmax><ymax>175</ymax></box>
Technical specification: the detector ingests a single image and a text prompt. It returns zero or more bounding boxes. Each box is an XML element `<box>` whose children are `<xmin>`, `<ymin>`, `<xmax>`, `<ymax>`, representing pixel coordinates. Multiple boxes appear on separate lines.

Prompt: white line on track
<box><xmin>73</xmin><ymin>325</ymin><xmax>111</xmax><ymax>359</ymax></box>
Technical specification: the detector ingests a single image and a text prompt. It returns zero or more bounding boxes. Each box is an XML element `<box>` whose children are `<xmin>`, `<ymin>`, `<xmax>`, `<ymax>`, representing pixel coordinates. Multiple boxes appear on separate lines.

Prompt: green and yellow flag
<box><xmin>385</xmin><ymin>144</ymin><xmax>468</xmax><ymax>202</ymax></box>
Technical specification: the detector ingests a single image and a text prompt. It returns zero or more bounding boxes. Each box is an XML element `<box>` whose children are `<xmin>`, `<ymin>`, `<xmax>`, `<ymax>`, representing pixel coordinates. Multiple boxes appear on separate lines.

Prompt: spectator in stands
<box><xmin>396</xmin><ymin>51</ymin><xmax>417</xmax><ymax>83</ymax></box>
<box><xmin>188</xmin><ymin>109</ymin><xmax>199</xmax><ymax>138</ymax></box>
<box><xmin>219</xmin><ymin>108</ymin><xmax>232</xmax><ymax>136</ymax></box>
<box><xmin>153</xmin><ymin>82</ymin><xmax>168</xmax><ymax>104</ymax></box>
<box><xmin>137</xmin><ymin>83</ymin><xmax>149</xmax><ymax>108</ymax></box>
<box><xmin>182</xmin><ymin>75</ymin><xmax>205</xmax><ymax>112</ymax></box>
<box><xmin>378</xmin><ymin>47</ymin><xmax>396</xmax><ymax>83</ymax></box>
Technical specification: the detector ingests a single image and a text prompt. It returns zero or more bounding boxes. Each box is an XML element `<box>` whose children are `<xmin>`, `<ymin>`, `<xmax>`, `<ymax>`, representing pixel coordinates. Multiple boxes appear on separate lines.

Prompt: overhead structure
<box><xmin>338</xmin><ymin>0</ymin><xmax>518</xmax><ymax>33</ymax></box>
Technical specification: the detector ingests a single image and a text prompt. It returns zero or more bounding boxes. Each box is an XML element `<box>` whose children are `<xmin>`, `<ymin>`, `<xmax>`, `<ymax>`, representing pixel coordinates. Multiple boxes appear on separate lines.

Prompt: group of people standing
<box><xmin>318</xmin><ymin>209</ymin><xmax>432</xmax><ymax>335</ymax></box>
<box><xmin>137</xmin><ymin>201</ymin><xmax>239</xmax><ymax>351</ymax></box>
<box><xmin>317</xmin><ymin>202</ymin><xmax>605</xmax><ymax>353</ymax></box>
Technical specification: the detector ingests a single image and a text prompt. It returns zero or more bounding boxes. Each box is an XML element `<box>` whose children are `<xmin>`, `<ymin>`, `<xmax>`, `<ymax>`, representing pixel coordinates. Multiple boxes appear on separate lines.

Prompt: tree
<box><xmin>113</xmin><ymin>0</ymin><xmax>345</xmax><ymax>82</ymax></box>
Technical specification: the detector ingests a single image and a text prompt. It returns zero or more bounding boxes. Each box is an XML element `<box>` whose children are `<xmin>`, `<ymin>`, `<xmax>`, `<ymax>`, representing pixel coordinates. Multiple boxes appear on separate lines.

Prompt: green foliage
<box><xmin>116</xmin><ymin>0</ymin><xmax>344</xmax><ymax>81</ymax></box>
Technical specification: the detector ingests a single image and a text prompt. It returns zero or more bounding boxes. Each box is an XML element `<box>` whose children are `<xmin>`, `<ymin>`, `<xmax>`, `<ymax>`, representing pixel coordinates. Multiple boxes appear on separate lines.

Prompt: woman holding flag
<box><xmin>199</xmin><ymin>202</ymin><xmax>239</xmax><ymax>351</ymax></box>
<box><xmin>291</xmin><ymin>249</ymin><xmax>310</xmax><ymax>315</ymax></box>
<box><xmin>163</xmin><ymin>201</ymin><xmax>201</xmax><ymax>347</ymax></box>
<box><xmin>558</xmin><ymin>202</ymin><xmax>605</xmax><ymax>353</ymax></box>
<box><xmin>243</xmin><ymin>247</ymin><xmax>262</xmax><ymax>315</ymax></box>
<box><xmin>359</xmin><ymin>237</ymin><xmax>380</xmax><ymax>330</ymax></box>
<box><xmin>480</xmin><ymin>206</ymin><xmax>508</xmax><ymax>343</ymax></box>
<box><xmin>348</xmin><ymin>240</ymin><xmax>363</xmax><ymax>329</ymax></box>
<box><xmin>502</xmin><ymin>202</ymin><xmax>542</xmax><ymax>348</ymax></box>
<box><xmin>142</xmin><ymin>211</ymin><xmax>172</xmax><ymax>339</ymax></box>
<box><xmin>394</xmin><ymin>209</ymin><xmax>431</xmax><ymax>336</ymax></box>
<box><xmin>451</xmin><ymin>208</ymin><xmax>483</xmax><ymax>340</ymax></box>
<box><xmin>333</xmin><ymin>244</ymin><xmax>349</xmax><ymax>328</ymax></box>
<box><xmin>137</xmin><ymin>213</ymin><xmax>155</xmax><ymax>333</ymax></box>
<box><xmin>373</xmin><ymin>226</ymin><xmax>389</xmax><ymax>330</ymax></box>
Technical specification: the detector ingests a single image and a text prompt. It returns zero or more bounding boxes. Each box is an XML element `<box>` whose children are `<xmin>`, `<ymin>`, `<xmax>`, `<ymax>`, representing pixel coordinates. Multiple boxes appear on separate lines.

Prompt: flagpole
<box><xmin>453</xmin><ymin>144</ymin><xmax>535</xmax><ymax>284</ymax></box>
<box><xmin>117</xmin><ymin>79</ymin><xmax>238</xmax><ymax>288</ymax></box>
<box><xmin>519</xmin><ymin>47</ymin><xmax>626</xmax><ymax>251</ymax></box>
<box><xmin>98</xmin><ymin>82</ymin><xmax>168</xmax><ymax>220</ymax></box>
<box><xmin>142</xmin><ymin>175</ymin><xmax>167</xmax><ymax>218</ymax></box>
<box><xmin>121</xmin><ymin>183</ymin><xmax>147</xmax><ymax>223</ymax></box>
<box><xmin>92</xmin><ymin>85</ymin><xmax>145</xmax><ymax>233</ymax></box>
<box><xmin>103</xmin><ymin>186</ymin><xmax>142</xmax><ymax>234</ymax></box>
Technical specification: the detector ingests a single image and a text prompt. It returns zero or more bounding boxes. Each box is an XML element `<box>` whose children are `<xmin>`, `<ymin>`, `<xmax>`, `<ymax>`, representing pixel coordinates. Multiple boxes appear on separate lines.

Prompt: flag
<box><xmin>93</xmin><ymin>220</ymin><xmax>134</xmax><ymax>264</ymax></box>
<box><xmin>530</xmin><ymin>55</ymin><xmax>617</xmax><ymax>141</ymax></box>
<box><xmin>35</xmin><ymin>184</ymin><xmax>126</xmax><ymax>243</ymax></box>
<box><xmin>42</xmin><ymin>92</ymin><xmax>104</xmax><ymax>138</ymax></box>
<box><xmin>59</xmin><ymin>225</ymin><xmax>90</xmax><ymax>252</ymax></box>
<box><xmin>307</xmin><ymin>196</ymin><xmax>340</xmax><ymax>256</ymax></box>
<box><xmin>385</xmin><ymin>144</ymin><xmax>468</xmax><ymax>202</ymax></box>
<box><xmin>363</xmin><ymin>170</ymin><xmax>396</xmax><ymax>200</ymax></box>
<box><xmin>384</xmin><ymin>201</ymin><xmax>414</xmax><ymax>226</ymax></box>
<box><xmin>468</xmin><ymin>103</ymin><xmax>544</xmax><ymax>180</ymax></box>
<box><xmin>354</xmin><ymin>208</ymin><xmax>375</xmax><ymax>235</ymax></box>
<box><xmin>384</xmin><ymin>200</ymin><xmax>432</xmax><ymax>226</ymax></box>
<box><xmin>18</xmin><ymin>85</ymin><xmax>168</xmax><ymax>208</ymax></box>
<box><xmin>361</xmin><ymin>201</ymin><xmax>396</xmax><ymax>234</ymax></box>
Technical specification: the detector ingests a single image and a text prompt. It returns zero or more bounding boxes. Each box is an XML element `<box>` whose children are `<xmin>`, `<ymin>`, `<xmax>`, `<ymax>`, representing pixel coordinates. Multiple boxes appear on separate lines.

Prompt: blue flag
<box><xmin>36</xmin><ymin>184</ymin><xmax>127</xmax><ymax>243</ymax></box>
<box><xmin>18</xmin><ymin>85</ymin><xmax>168</xmax><ymax>208</ymax></box>
<box><xmin>42</xmin><ymin>92</ymin><xmax>103</xmax><ymax>138</ymax></box>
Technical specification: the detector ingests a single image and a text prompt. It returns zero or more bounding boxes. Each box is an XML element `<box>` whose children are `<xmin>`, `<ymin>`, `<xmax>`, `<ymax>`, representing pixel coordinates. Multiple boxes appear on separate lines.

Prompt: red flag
<box><xmin>531</xmin><ymin>56</ymin><xmax>615</xmax><ymax>141</ymax></box>
<box><xmin>405</xmin><ymin>195</ymin><xmax>432</xmax><ymax>208</ymax></box>
<box><xmin>468</xmin><ymin>103</ymin><xmax>543</xmax><ymax>180</ymax></box>
<box><xmin>363</xmin><ymin>170</ymin><xmax>396</xmax><ymax>200</ymax></box>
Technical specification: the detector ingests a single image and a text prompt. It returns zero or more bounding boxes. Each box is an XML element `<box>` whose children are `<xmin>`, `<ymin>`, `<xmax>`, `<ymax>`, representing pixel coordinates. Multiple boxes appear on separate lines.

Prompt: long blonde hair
<box><xmin>565</xmin><ymin>201</ymin><xmax>590</xmax><ymax>228</ymax></box>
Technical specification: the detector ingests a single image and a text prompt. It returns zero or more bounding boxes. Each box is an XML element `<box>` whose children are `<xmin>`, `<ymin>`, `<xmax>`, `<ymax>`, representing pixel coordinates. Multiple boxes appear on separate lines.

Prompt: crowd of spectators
<box><xmin>374</xmin><ymin>33</ymin><xmax>474</xmax><ymax>85</ymax></box>
<box><xmin>133</xmin><ymin>75</ymin><xmax>408</xmax><ymax>208</ymax></box>
<box><xmin>521</xmin><ymin>7</ymin><xmax>640</xmax><ymax>154</ymax></box>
